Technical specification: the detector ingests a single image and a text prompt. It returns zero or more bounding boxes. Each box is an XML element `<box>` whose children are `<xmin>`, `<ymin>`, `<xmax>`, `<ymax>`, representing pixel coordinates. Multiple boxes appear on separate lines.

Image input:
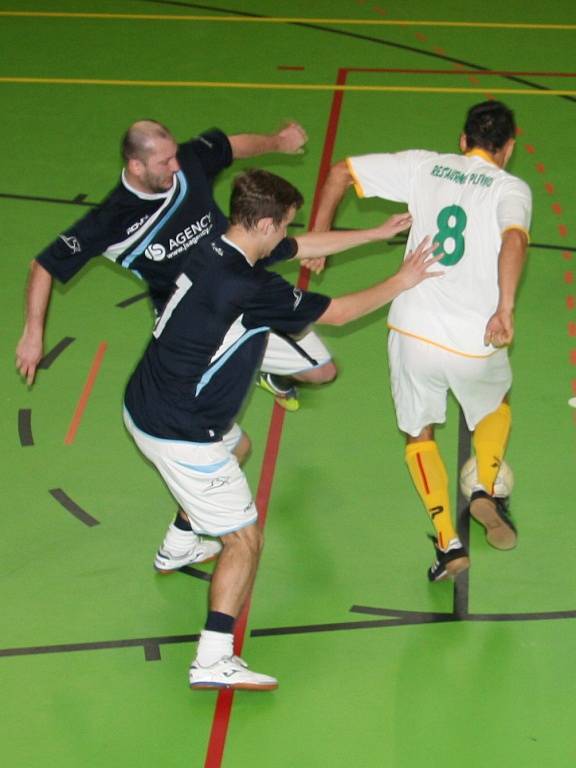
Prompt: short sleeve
<box><xmin>177</xmin><ymin>129</ymin><xmax>233</xmax><ymax>179</ymax></box>
<box><xmin>243</xmin><ymin>272</ymin><xmax>330</xmax><ymax>335</ymax></box>
<box><xmin>497</xmin><ymin>176</ymin><xmax>532</xmax><ymax>235</ymax></box>
<box><xmin>347</xmin><ymin>150</ymin><xmax>436</xmax><ymax>202</ymax></box>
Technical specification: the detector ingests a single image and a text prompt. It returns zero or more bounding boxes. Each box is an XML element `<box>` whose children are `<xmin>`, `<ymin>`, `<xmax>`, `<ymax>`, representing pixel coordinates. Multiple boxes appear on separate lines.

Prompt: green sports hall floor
<box><xmin>1</xmin><ymin>1</ymin><xmax>575</xmax><ymax>766</ymax></box>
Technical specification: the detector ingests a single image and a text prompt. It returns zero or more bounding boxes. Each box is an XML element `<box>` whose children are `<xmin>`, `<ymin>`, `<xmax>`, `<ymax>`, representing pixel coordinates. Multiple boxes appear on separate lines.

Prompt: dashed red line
<box><xmin>565</xmin><ymin>272</ymin><xmax>574</xmax><ymax>284</ymax></box>
<box><xmin>567</xmin><ymin>296</ymin><xmax>575</xmax><ymax>309</ymax></box>
<box><xmin>559</xmin><ymin>224</ymin><xmax>569</xmax><ymax>238</ymax></box>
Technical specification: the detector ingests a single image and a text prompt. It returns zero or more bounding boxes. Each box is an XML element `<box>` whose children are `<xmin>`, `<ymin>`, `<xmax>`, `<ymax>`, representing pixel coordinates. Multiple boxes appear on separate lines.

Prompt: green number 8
<box><xmin>433</xmin><ymin>204</ymin><xmax>467</xmax><ymax>265</ymax></box>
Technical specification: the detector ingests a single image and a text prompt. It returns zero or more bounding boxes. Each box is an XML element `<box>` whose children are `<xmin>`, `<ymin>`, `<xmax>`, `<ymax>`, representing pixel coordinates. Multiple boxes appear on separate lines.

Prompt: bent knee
<box><xmin>295</xmin><ymin>360</ymin><xmax>338</xmax><ymax>385</ymax></box>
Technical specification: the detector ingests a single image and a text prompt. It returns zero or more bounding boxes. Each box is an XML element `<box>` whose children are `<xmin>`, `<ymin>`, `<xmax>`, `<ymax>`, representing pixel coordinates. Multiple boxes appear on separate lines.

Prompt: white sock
<box><xmin>195</xmin><ymin>630</ymin><xmax>234</xmax><ymax>667</ymax></box>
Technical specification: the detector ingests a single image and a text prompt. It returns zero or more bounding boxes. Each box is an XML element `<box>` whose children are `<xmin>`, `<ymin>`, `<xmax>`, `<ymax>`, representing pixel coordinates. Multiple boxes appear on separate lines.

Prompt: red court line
<box><xmin>64</xmin><ymin>342</ymin><xmax>107</xmax><ymax>445</ymax></box>
<box><xmin>341</xmin><ymin>67</ymin><xmax>576</xmax><ymax>77</ymax></box>
<box><xmin>203</xmin><ymin>67</ymin><xmax>348</xmax><ymax>768</ymax></box>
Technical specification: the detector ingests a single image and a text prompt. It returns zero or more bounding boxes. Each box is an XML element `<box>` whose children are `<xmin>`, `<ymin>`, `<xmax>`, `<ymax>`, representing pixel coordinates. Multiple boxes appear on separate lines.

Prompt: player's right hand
<box><xmin>16</xmin><ymin>333</ymin><xmax>43</xmax><ymax>385</ymax></box>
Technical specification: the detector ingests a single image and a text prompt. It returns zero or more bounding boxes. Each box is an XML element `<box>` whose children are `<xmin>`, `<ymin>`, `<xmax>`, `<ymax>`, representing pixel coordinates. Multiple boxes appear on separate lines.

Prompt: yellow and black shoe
<box><xmin>257</xmin><ymin>372</ymin><xmax>300</xmax><ymax>412</ymax></box>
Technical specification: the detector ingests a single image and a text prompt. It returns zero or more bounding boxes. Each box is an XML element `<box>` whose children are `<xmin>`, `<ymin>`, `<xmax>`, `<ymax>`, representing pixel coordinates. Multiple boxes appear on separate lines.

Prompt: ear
<box><xmin>459</xmin><ymin>133</ymin><xmax>469</xmax><ymax>153</ymax></box>
<box><xmin>256</xmin><ymin>217</ymin><xmax>274</xmax><ymax>235</ymax></box>
<box><xmin>126</xmin><ymin>157</ymin><xmax>145</xmax><ymax>177</ymax></box>
<box><xmin>502</xmin><ymin>138</ymin><xmax>515</xmax><ymax>167</ymax></box>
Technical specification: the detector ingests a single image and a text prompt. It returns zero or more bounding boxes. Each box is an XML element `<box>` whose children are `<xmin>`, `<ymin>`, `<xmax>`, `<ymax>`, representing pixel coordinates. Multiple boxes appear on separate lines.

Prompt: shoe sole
<box><xmin>154</xmin><ymin>552</ymin><xmax>220</xmax><ymax>574</ymax></box>
<box><xmin>190</xmin><ymin>681</ymin><xmax>278</xmax><ymax>691</ymax></box>
<box><xmin>470</xmin><ymin>498</ymin><xmax>517</xmax><ymax>550</ymax></box>
<box><xmin>433</xmin><ymin>555</ymin><xmax>470</xmax><ymax>582</ymax></box>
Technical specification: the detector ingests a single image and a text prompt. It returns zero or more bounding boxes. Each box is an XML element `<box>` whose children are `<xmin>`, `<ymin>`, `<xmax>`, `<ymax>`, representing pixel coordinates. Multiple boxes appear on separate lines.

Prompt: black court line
<box><xmin>48</xmin><ymin>488</ymin><xmax>100</xmax><ymax>527</ymax></box>
<box><xmin>116</xmin><ymin>292</ymin><xmax>149</xmax><ymax>308</ymax></box>
<box><xmin>180</xmin><ymin>565</ymin><xmax>213</xmax><ymax>581</ymax></box>
<box><xmin>18</xmin><ymin>409</ymin><xmax>33</xmax><ymax>446</ymax></box>
<box><xmin>0</xmin><ymin>192</ymin><xmax>95</xmax><ymax>207</ymax></box>
<box><xmin>0</xmin><ymin>632</ymin><xmax>199</xmax><ymax>662</ymax></box>
<box><xmin>37</xmin><ymin>337</ymin><xmax>75</xmax><ymax>369</ymax></box>
<box><xmin>454</xmin><ymin>408</ymin><xmax>472</xmax><ymax>617</ymax></box>
<box><xmin>143</xmin><ymin>0</ymin><xmax>576</xmax><ymax>104</ymax></box>
<box><xmin>2</xmin><ymin>603</ymin><xmax>575</xmax><ymax>662</ymax></box>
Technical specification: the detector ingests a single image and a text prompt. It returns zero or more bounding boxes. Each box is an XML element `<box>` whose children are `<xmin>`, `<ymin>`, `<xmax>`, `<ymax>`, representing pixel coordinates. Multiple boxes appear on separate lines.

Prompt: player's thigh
<box><xmin>448</xmin><ymin>349</ymin><xmax>512</xmax><ymax>430</ymax></box>
<box><xmin>124</xmin><ymin>414</ymin><xmax>257</xmax><ymax>536</ymax></box>
<box><xmin>387</xmin><ymin>331</ymin><xmax>449</xmax><ymax>436</ymax></box>
<box><xmin>261</xmin><ymin>330</ymin><xmax>331</xmax><ymax>375</ymax></box>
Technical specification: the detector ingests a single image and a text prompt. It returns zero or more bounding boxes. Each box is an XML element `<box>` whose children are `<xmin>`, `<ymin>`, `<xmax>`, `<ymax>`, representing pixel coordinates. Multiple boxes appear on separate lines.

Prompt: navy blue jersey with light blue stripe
<box><xmin>36</xmin><ymin>129</ymin><xmax>233</xmax><ymax>312</ymax></box>
<box><xmin>124</xmin><ymin>236</ymin><xmax>331</xmax><ymax>442</ymax></box>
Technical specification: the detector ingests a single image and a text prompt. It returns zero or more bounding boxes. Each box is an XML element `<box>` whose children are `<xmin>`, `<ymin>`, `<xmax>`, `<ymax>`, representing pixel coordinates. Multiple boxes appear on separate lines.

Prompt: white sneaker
<box><xmin>154</xmin><ymin>524</ymin><xmax>222</xmax><ymax>573</ymax></box>
<box><xmin>189</xmin><ymin>655</ymin><xmax>278</xmax><ymax>690</ymax></box>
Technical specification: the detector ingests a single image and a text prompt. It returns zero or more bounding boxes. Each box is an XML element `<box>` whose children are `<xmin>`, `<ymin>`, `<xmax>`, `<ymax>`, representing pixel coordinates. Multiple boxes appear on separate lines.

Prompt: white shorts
<box><xmin>262</xmin><ymin>330</ymin><xmax>332</xmax><ymax>376</ymax></box>
<box><xmin>387</xmin><ymin>331</ymin><xmax>512</xmax><ymax>437</ymax></box>
<box><xmin>123</xmin><ymin>411</ymin><xmax>257</xmax><ymax>537</ymax></box>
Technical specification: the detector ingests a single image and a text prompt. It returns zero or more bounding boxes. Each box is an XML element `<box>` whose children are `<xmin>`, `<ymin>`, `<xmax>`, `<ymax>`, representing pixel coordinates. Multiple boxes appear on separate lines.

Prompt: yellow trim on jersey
<box><xmin>346</xmin><ymin>158</ymin><xmax>366</xmax><ymax>199</ymax></box>
<box><xmin>502</xmin><ymin>224</ymin><xmax>531</xmax><ymax>243</ymax></box>
<box><xmin>387</xmin><ymin>325</ymin><xmax>499</xmax><ymax>359</ymax></box>
<box><xmin>465</xmin><ymin>148</ymin><xmax>498</xmax><ymax>166</ymax></box>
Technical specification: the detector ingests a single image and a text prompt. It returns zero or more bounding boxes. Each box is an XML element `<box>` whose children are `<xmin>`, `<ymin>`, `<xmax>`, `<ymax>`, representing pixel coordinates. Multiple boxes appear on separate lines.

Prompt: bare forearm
<box><xmin>312</xmin><ymin>161</ymin><xmax>354</xmax><ymax>232</ymax></box>
<box><xmin>497</xmin><ymin>228</ymin><xmax>528</xmax><ymax>311</ymax></box>
<box><xmin>318</xmin><ymin>274</ymin><xmax>405</xmax><ymax>326</ymax></box>
<box><xmin>228</xmin><ymin>122</ymin><xmax>307</xmax><ymax>158</ymax></box>
<box><xmin>24</xmin><ymin>261</ymin><xmax>52</xmax><ymax>334</ymax></box>
<box><xmin>296</xmin><ymin>228</ymin><xmax>380</xmax><ymax>258</ymax></box>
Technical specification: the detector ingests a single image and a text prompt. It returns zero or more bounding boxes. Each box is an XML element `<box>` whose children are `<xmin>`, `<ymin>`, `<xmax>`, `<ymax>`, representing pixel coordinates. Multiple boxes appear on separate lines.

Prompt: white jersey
<box><xmin>348</xmin><ymin>149</ymin><xmax>532</xmax><ymax>357</ymax></box>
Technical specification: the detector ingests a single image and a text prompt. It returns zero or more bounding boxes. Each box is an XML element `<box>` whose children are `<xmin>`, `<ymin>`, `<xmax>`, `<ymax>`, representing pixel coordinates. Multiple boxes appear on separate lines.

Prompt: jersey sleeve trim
<box><xmin>346</xmin><ymin>158</ymin><xmax>366</xmax><ymax>199</ymax></box>
<box><xmin>501</xmin><ymin>224</ymin><xmax>530</xmax><ymax>243</ymax></box>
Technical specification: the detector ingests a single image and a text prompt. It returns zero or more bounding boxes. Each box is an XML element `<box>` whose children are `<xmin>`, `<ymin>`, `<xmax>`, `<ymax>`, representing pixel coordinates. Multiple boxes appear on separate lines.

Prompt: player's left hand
<box><xmin>372</xmin><ymin>212</ymin><xmax>412</xmax><ymax>241</ymax></box>
<box><xmin>275</xmin><ymin>122</ymin><xmax>308</xmax><ymax>154</ymax></box>
<box><xmin>300</xmin><ymin>256</ymin><xmax>327</xmax><ymax>274</ymax></box>
<box><xmin>484</xmin><ymin>310</ymin><xmax>514</xmax><ymax>347</ymax></box>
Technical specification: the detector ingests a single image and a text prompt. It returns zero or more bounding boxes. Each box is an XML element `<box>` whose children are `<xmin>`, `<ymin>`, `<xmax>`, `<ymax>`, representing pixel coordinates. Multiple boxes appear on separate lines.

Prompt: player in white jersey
<box><xmin>314</xmin><ymin>101</ymin><xmax>532</xmax><ymax>581</ymax></box>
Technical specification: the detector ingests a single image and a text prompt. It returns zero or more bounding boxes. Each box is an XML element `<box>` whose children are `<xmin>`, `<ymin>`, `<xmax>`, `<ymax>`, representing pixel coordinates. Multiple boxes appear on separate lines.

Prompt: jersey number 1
<box><xmin>433</xmin><ymin>204</ymin><xmax>467</xmax><ymax>266</ymax></box>
<box><xmin>153</xmin><ymin>273</ymin><xmax>193</xmax><ymax>339</ymax></box>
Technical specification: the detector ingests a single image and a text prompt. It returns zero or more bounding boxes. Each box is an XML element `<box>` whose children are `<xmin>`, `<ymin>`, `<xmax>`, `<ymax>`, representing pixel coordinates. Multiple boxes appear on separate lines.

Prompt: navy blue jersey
<box><xmin>36</xmin><ymin>129</ymin><xmax>234</xmax><ymax>311</ymax></box>
<box><xmin>124</xmin><ymin>235</ymin><xmax>331</xmax><ymax>441</ymax></box>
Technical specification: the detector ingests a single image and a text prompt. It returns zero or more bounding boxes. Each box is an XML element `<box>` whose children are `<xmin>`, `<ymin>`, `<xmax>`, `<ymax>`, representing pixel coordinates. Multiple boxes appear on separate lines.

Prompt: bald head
<box><xmin>121</xmin><ymin>120</ymin><xmax>180</xmax><ymax>194</ymax></box>
<box><xmin>121</xmin><ymin>120</ymin><xmax>175</xmax><ymax>165</ymax></box>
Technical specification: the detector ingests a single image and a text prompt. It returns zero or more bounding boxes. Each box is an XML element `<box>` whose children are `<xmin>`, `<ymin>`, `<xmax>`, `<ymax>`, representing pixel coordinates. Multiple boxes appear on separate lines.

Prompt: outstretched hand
<box><xmin>397</xmin><ymin>237</ymin><xmax>444</xmax><ymax>290</ymax></box>
<box><xmin>274</xmin><ymin>122</ymin><xmax>308</xmax><ymax>154</ymax></box>
<box><xmin>372</xmin><ymin>212</ymin><xmax>413</xmax><ymax>241</ymax></box>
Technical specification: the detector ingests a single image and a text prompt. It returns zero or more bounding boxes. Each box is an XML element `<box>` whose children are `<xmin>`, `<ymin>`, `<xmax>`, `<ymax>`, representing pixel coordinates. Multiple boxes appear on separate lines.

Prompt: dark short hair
<box><xmin>120</xmin><ymin>119</ymin><xmax>174</xmax><ymax>164</ymax></box>
<box><xmin>463</xmin><ymin>101</ymin><xmax>516</xmax><ymax>153</ymax></box>
<box><xmin>230</xmin><ymin>169</ymin><xmax>304</xmax><ymax>228</ymax></box>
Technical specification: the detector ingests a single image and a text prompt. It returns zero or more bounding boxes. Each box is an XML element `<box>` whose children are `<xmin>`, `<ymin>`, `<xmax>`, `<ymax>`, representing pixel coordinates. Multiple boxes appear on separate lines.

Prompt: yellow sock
<box><xmin>473</xmin><ymin>403</ymin><xmax>512</xmax><ymax>493</ymax></box>
<box><xmin>405</xmin><ymin>441</ymin><xmax>458</xmax><ymax>550</ymax></box>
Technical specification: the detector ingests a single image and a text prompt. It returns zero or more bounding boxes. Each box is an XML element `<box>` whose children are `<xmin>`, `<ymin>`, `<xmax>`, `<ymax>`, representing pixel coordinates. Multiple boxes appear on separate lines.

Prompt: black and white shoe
<box><xmin>428</xmin><ymin>536</ymin><xmax>470</xmax><ymax>582</ymax></box>
<box><xmin>469</xmin><ymin>490</ymin><xmax>517</xmax><ymax>550</ymax></box>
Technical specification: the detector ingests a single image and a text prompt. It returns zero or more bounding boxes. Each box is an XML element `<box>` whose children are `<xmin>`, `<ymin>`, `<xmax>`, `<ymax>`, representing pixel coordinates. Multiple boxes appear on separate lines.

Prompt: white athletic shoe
<box><xmin>154</xmin><ymin>524</ymin><xmax>222</xmax><ymax>573</ymax></box>
<box><xmin>189</xmin><ymin>655</ymin><xmax>278</xmax><ymax>690</ymax></box>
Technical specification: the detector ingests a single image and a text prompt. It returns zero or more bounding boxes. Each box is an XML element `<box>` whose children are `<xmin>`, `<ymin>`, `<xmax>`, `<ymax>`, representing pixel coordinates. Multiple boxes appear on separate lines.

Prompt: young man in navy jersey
<box><xmin>123</xmin><ymin>168</ymin><xmax>442</xmax><ymax>690</ymax></box>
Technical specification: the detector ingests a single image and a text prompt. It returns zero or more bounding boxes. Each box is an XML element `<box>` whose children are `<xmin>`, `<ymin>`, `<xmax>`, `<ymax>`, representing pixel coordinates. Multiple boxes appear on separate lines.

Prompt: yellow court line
<box><xmin>0</xmin><ymin>77</ymin><xmax>574</xmax><ymax>96</ymax></box>
<box><xmin>0</xmin><ymin>11</ymin><xmax>575</xmax><ymax>31</ymax></box>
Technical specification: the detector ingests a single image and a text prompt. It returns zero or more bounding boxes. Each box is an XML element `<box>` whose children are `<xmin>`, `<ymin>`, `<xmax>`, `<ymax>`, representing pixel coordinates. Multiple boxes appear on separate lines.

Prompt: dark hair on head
<box><xmin>120</xmin><ymin>119</ymin><xmax>174</xmax><ymax>164</ymax></box>
<box><xmin>463</xmin><ymin>101</ymin><xmax>516</xmax><ymax>153</ymax></box>
<box><xmin>229</xmin><ymin>169</ymin><xmax>304</xmax><ymax>229</ymax></box>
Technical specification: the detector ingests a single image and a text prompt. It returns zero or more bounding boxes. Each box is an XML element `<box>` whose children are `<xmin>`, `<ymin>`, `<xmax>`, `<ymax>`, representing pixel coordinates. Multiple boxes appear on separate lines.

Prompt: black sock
<box><xmin>173</xmin><ymin>512</ymin><xmax>192</xmax><ymax>531</ymax></box>
<box><xmin>205</xmin><ymin>611</ymin><xmax>235</xmax><ymax>634</ymax></box>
